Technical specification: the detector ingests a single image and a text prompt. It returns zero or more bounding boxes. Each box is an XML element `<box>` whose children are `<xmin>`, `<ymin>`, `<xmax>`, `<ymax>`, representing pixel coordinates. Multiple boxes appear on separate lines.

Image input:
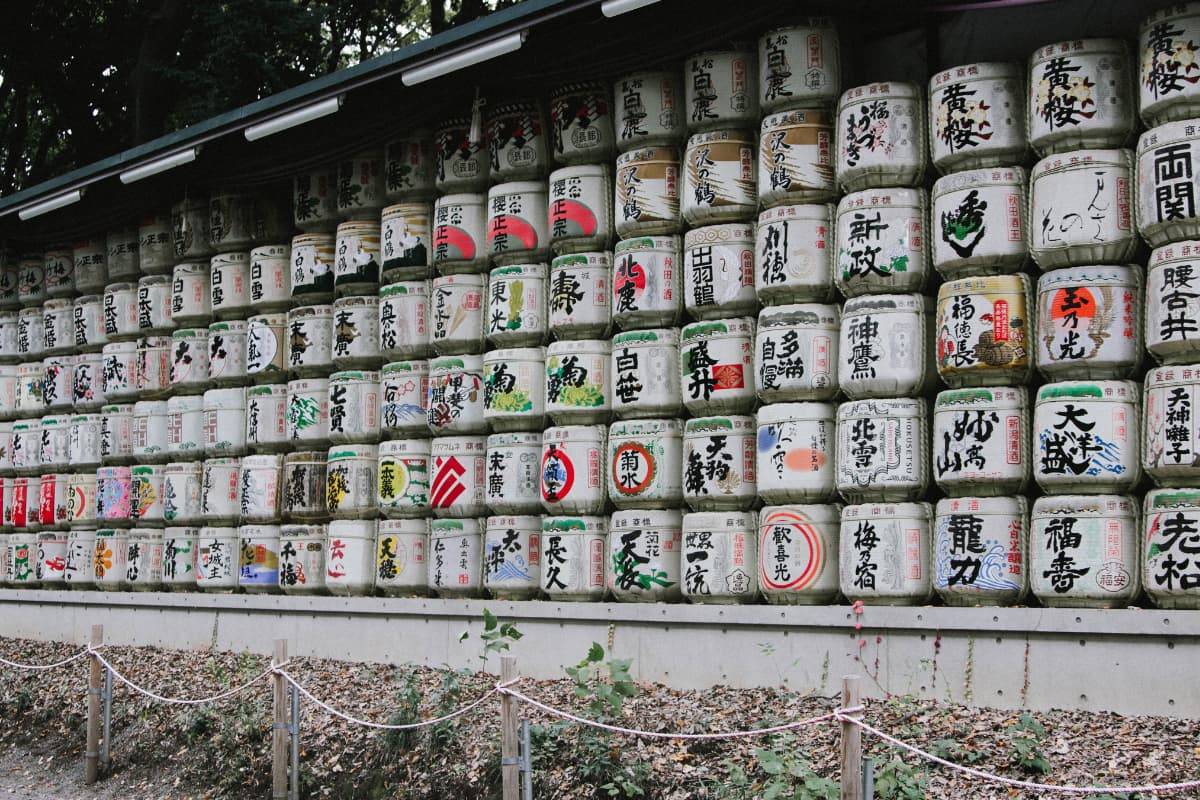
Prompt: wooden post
<box><xmin>500</xmin><ymin>655</ymin><xmax>519</xmax><ymax>800</ymax></box>
<box><xmin>84</xmin><ymin>624</ymin><xmax>103</xmax><ymax>784</ymax></box>
<box><xmin>840</xmin><ymin>675</ymin><xmax>863</xmax><ymax>800</ymax></box>
<box><xmin>271</xmin><ymin>639</ymin><xmax>288</xmax><ymax>800</ymax></box>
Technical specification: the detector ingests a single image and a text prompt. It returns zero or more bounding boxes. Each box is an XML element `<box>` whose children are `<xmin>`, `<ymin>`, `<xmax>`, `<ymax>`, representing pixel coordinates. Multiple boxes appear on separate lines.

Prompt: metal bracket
<box><xmin>862</xmin><ymin>755</ymin><xmax>875</xmax><ymax>799</ymax></box>
<box><xmin>519</xmin><ymin>719</ymin><xmax>533</xmax><ymax>800</ymax></box>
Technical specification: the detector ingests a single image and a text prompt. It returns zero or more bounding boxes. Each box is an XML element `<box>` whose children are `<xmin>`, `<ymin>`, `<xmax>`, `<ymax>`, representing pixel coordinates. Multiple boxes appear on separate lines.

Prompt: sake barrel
<box><xmin>681</xmin><ymin>511</ymin><xmax>758</xmax><ymax>604</ymax></box>
<box><xmin>607</xmin><ymin>418</ymin><xmax>683</xmax><ymax>510</ymax></box>
<box><xmin>835</xmin><ymin>81</ymin><xmax>927</xmax><ymax>191</ymax></box>
<box><xmin>607</xmin><ymin>509</ymin><xmax>682</xmax><ymax>602</ymax></box>
<box><xmin>931</xmin><ymin>166</ymin><xmax>1028</xmax><ymax>278</ymax></box>
<box><xmin>1146</xmin><ymin>241</ymin><xmax>1200</xmax><ymax>364</ymax></box>
<box><xmin>1032</xmin><ymin>380</ymin><xmax>1141</xmax><ymax>494</ymax></box>
<box><xmin>483</xmin><ymin>515</ymin><xmax>541</xmax><ymax>600</ymax></box>
<box><xmin>757</xmin><ymin>504</ymin><xmax>840</xmax><ymax>605</ymax></box>
<box><xmin>1035</xmin><ymin>265</ymin><xmax>1142</xmax><ymax>379</ymax></box>
<box><xmin>1028</xmin><ymin>39</ymin><xmax>1135</xmax><ymax>155</ymax></box>
<box><xmin>758</xmin><ymin>110</ymin><xmax>835</xmax><ymax>207</ymax></box>
<box><xmin>934</xmin><ymin>274</ymin><xmax>1034</xmax><ymax>388</ymax></box>
<box><xmin>375</xmin><ymin>518</ymin><xmax>428</xmax><ymax>596</ymax></box>
<box><xmin>609</xmin><ymin>328</ymin><xmax>683</xmax><ymax>419</ymax></box>
<box><xmin>428</xmin><ymin>517</ymin><xmax>483</xmax><ymax>597</ymax></box>
<box><xmin>756</xmin><ymin>402</ymin><xmax>836</xmax><ymax>504</ymax></box>
<box><xmin>838</xmin><ymin>294</ymin><xmax>933</xmax><ymax>399</ymax></box>
<box><xmin>756</xmin><ymin>303</ymin><xmax>839</xmax><ymax>402</ymax></box>
<box><xmin>540</xmin><ymin>515</ymin><xmax>606</xmax><ymax>600</ymax></box>
<box><xmin>679</xmin><ymin>318</ymin><xmax>756</xmax><ymax>415</ymax></box>
<box><xmin>834</xmin><ymin>187</ymin><xmax>930</xmax><ymax>297</ymax></box>
<box><xmin>1030</xmin><ymin>494</ymin><xmax>1138</xmax><ymax>608</ymax></box>
<box><xmin>1145</xmin><ymin>364</ymin><xmax>1200</xmax><ymax>485</ymax></box>
<box><xmin>758</xmin><ymin>21</ymin><xmax>840</xmax><ymax>112</ymax></box>
<box><xmin>933</xmin><ymin>495</ymin><xmax>1027</xmax><ymax>606</ymax></box>
<box><xmin>614</xmin><ymin>70</ymin><xmax>686</xmax><ymax>150</ymax></box>
<box><xmin>839</xmin><ymin>501</ymin><xmax>933</xmax><ymax>605</ymax></box>
<box><xmin>754</xmin><ymin>204</ymin><xmax>836</xmax><ymax>304</ymax></box>
<box><xmin>1137</xmin><ymin>118</ymin><xmax>1200</xmax><ymax>247</ymax></box>
<box><xmin>1138</xmin><ymin>4</ymin><xmax>1200</xmax><ymax>126</ymax></box>
<box><xmin>836</xmin><ymin>398</ymin><xmax>929</xmax><ymax>504</ymax></box>
<box><xmin>685</xmin><ymin>47</ymin><xmax>759</xmax><ymax>131</ymax></box>
<box><xmin>1143</xmin><ymin>487</ymin><xmax>1200</xmax><ymax>608</ymax></box>
<box><xmin>933</xmin><ymin>387</ymin><xmax>1030</xmax><ymax>497</ymax></box>
<box><xmin>929</xmin><ymin>62</ymin><xmax>1027</xmax><ymax>173</ymax></box>
<box><xmin>682</xmin><ymin>415</ymin><xmax>756</xmax><ymax>511</ymax></box>
<box><xmin>1029</xmin><ymin>149</ymin><xmax>1136</xmax><ymax>269</ymax></box>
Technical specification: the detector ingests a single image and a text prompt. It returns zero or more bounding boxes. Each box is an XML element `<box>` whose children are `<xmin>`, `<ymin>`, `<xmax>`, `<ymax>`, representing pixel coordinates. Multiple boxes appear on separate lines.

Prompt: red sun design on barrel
<box><xmin>487</xmin><ymin>215</ymin><xmax>540</xmax><ymax>250</ymax></box>
<box><xmin>614</xmin><ymin>256</ymin><xmax>647</xmax><ymax>295</ymax></box>
<box><xmin>1049</xmin><ymin>287</ymin><xmax>1096</xmax><ymax>321</ymax></box>
<box><xmin>550</xmin><ymin>198</ymin><xmax>598</xmax><ymax>237</ymax></box>
<box><xmin>434</xmin><ymin>225</ymin><xmax>476</xmax><ymax>260</ymax></box>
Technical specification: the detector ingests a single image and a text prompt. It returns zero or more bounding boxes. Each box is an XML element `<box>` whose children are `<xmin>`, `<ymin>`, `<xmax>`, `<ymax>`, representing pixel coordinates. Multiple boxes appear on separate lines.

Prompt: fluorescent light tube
<box><xmin>18</xmin><ymin>188</ymin><xmax>84</xmax><ymax>221</ymax></box>
<box><xmin>119</xmin><ymin>147</ymin><xmax>199</xmax><ymax>184</ymax></box>
<box><xmin>244</xmin><ymin>96</ymin><xmax>344</xmax><ymax>142</ymax></box>
<box><xmin>601</xmin><ymin>0</ymin><xmax>662</xmax><ymax>17</ymax></box>
<box><xmin>401</xmin><ymin>31</ymin><xmax>527</xmax><ymax>86</ymax></box>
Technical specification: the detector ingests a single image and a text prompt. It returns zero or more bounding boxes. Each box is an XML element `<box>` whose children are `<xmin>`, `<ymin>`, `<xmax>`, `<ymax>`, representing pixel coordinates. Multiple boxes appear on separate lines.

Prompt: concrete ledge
<box><xmin>0</xmin><ymin>590</ymin><xmax>1194</xmax><ymax>718</ymax></box>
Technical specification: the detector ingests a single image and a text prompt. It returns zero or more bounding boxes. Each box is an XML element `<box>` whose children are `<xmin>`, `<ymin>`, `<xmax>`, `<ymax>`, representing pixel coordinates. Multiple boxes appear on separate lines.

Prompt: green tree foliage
<box><xmin>0</xmin><ymin>0</ymin><xmax>508</xmax><ymax>195</ymax></box>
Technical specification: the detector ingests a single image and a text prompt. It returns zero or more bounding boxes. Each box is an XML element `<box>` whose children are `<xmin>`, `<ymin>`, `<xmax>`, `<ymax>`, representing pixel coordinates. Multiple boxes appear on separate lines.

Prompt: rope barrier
<box><xmin>91</xmin><ymin>649</ymin><xmax>273</xmax><ymax>707</ymax></box>
<box><xmin>0</xmin><ymin>648</ymin><xmax>90</xmax><ymax>671</ymax></box>
<box><xmin>836</xmin><ymin>710</ymin><xmax>1200</xmax><ymax>795</ymax></box>
<box><xmin>274</xmin><ymin>669</ymin><xmax>518</xmax><ymax>732</ymax></box>
<box><xmin>498</xmin><ymin>685</ymin><xmax>848</xmax><ymax>740</ymax></box>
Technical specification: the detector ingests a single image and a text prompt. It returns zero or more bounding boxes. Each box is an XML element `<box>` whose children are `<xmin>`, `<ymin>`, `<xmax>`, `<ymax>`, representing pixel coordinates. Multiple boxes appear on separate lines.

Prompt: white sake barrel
<box><xmin>247</xmin><ymin>244</ymin><xmax>291</xmax><ymax>312</ymax></box>
<box><xmin>289</xmin><ymin>233</ymin><xmax>335</xmax><ymax>302</ymax></box>
<box><xmin>66</xmin><ymin>472</ymin><xmax>97</xmax><ymax>529</ymax></box>
<box><xmin>123</xmin><ymin>528</ymin><xmax>164</xmax><ymax>591</ymax></box>
<box><xmin>336</xmin><ymin>150</ymin><xmax>385</xmax><ymax>220</ymax></box>
<box><xmin>202</xmin><ymin>387</ymin><xmax>246</xmax><ymax>456</ymax></box>
<box><xmin>1028</xmin><ymin>39</ymin><xmax>1135</xmax><ymax>156</ymax></box>
<box><xmin>1137</xmin><ymin>118</ymin><xmax>1200</xmax><ymax>247</ymax></box>
<box><xmin>92</xmin><ymin>529</ymin><xmax>128</xmax><ymax>590</ymax></box>
<box><xmin>550</xmin><ymin>80</ymin><xmax>616</xmax><ymax>165</ymax></box>
<box><xmin>201</xmin><ymin>457</ymin><xmax>241</xmax><ymax>524</ymax></box>
<box><xmin>1035</xmin><ymin>265</ymin><xmax>1142</xmax><ymax>379</ymax></box>
<box><xmin>1033</xmin><ymin>380</ymin><xmax>1141</xmax><ymax>494</ymax></box>
<box><xmin>207</xmin><ymin>320</ymin><xmax>248</xmax><ymax>386</ymax></box>
<box><xmin>611</xmin><ymin>236</ymin><xmax>682</xmax><ymax>330</ymax></box>
<box><xmin>838</xmin><ymin>294</ymin><xmax>932</xmax><ymax>398</ymax></box>
<box><xmin>170</xmin><ymin>262</ymin><xmax>211</xmax><ymax>326</ymax></box>
<box><xmin>237</xmin><ymin>524</ymin><xmax>281</xmax><ymax>593</ymax></box>
<box><xmin>614</xmin><ymin>70</ymin><xmax>686</xmax><ymax>151</ymax></box>
<box><xmin>324</xmin><ymin>444</ymin><xmax>377</xmax><ymax>519</ymax></box>
<box><xmin>432</xmin><ymin>193</ymin><xmax>488</xmax><ymax>273</ymax></box>
<box><xmin>333</xmin><ymin>220</ymin><xmax>380</xmax><ymax>295</ymax></box>
<box><xmin>170</xmin><ymin>328</ymin><xmax>210</xmax><ymax>392</ymax></box>
<box><xmin>540</xmin><ymin>425</ymin><xmax>606</xmax><ymax>515</ymax></box>
<box><xmin>72</xmin><ymin>237</ymin><xmax>109</xmax><ymax>294</ymax></box>
<box><xmin>99</xmin><ymin>404</ymin><xmax>133</xmax><ymax>464</ymax></box>
<box><xmin>683</xmin><ymin>223</ymin><xmax>757</xmax><ymax>319</ymax></box>
<box><xmin>485</xmin><ymin>431</ymin><xmax>542</xmax><ymax>515</ymax></box>
<box><xmin>483</xmin><ymin>514</ymin><xmax>541</xmax><ymax>599</ymax></box>
<box><xmin>1139</xmin><ymin>4</ymin><xmax>1200</xmax><ymax>126</ymax></box>
<box><xmin>286</xmin><ymin>304</ymin><xmax>334</xmax><ymax>375</ymax></box>
<box><xmin>607</xmin><ymin>509</ymin><xmax>682</xmax><ymax>602</ymax></box>
<box><xmin>293</xmin><ymin>169</ymin><xmax>337</xmax><ymax>230</ymax></box>
<box><xmin>101</xmin><ymin>341</ymin><xmax>139</xmax><ymax>403</ymax></box>
<box><xmin>174</xmin><ymin>198</ymin><xmax>214</xmax><ymax>262</ymax></box>
<box><xmin>836</xmin><ymin>81</ymin><xmax>927</xmax><ymax>191</ymax></box>
<box><xmin>138</xmin><ymin>212</ymin><xmax>174</xmax><ymax>273</ymax></box>
<box><xmin>377</xmin><ymin>439</ymin><xmax>430</xmax><ymax>519</ymax></box>
<box><xmin>684</xmin><ymin>129</ymin><xmax>757</xmax><ymax>224</ymax></box>
<box><xmin>1030</xmin><ymin>494</ymin><xmax>1138</xmax><ymax>608</ymax></box>
<box><xmin>42</xmin><ymin>299</ymin><xmax>73</xmax><ymax>356</ymax></box>
<box><xmin>380</xmin><ymin>203</ymin><xmax>432</xmax><ymax>283</ymax></box>
<box><xmin>834</xmin><ymin>188</ymin><xmax>930</xmax><ymax>297</ymax></box>
<box><xmin>209</xmin><ymin>251</ymin><xmax>253</xmax><ymax>319</ymax></box>
<box><xmin>379</xmin><ymin>281</ymin><xmax>431</xmax><ymax>360</ymax></box>
<box><xmin>486</xmin><ymin>100</ymin><xmax>548</xmax><ymax>182</ymax></box>
<box><xmin>549</xmin><ymin>162</ymin><xmax>615</xmax><ymax>254</ymax></box>
<box><xmin>545</xmin><ymin>339</ymin><xmax>610</xmax><ymax>424</ymax></box>
<box><xmin>933</xmin><ymin>495</ymin><xmax>1027</xmax><ymax>606</ymax></box>
<box><xmin>330</xmin><ymin>296</ymin><xmax>381</xmax><ymax>369</ymax></box>
<box><xmin>278</xmin><ymin>524</ymin><xmax>325</xmax><ymax>594</ymax></box>
<box><xmin>540</xmin><ymin>515</ymin><xmax>605</xmax><ymax>600</ymax></box>
<box><xmin>63</xmin><ymin>528</ymin><xmax>97</xmax><ymax>588</ymax></box>
<box><xmin>430</xmin><ymin>436</ymin><xmax>486</xmax><ymax>518</ymax></box>
<box><xmin>756</xmin><ymin>402</ymin><xmax>836</xmax><ymax>503</ymax></box>
<box><xmin>239</xmin><ymin>454</ymin><xmax>282</xmax><ymax>524</ymax></box>
<box><xmin>682</xmin><ymin>415</ymin><xmax>756</xmax><ymax>511</ymax></box>
<box><xmin>482</xmin><ymin>348</ymin><xmax>545</xmax><ymax>432</ymax></box>
<box><xmin>607</xmin><ymin>418</ymin><xmax>682</xmax><ymax>510</ymax></box>
<box><xmin>385</xmin><ymin>134</ymin><xmax>435</xmax><ymax>201</ymax></box>
<box><xmin>610</xmin><ymin>329</ymin><xmax>682</xmax><ymax>419</ymax></box>
<box><xmin>839</xmin><ymin>501</ymin><xmax>933</xmax><ymax>605</ymax></box>
<box><xmin>161</xmin><ymin>527</ymin><xmax>198</xmax><ymax>589</ymax></box>
<box><xmin>324</xmin><ymin>519</ymin><xmax>376</xmax><ymax>595</ymax></box>
<box><xmin>110</xmin><ymin>229</ymin><xmax>141</xmax><ymax>281</ymax></box>
<box><xmin>935</xmin><ymin>274</ymin><xmax>1034</xmax><ymax>388</ymax></box>
<box><xmin>435</xmin><ymin>116</ymin><xmax>489</xmax><ymax>194</ymax></box>
<box><xmin>375</xmin><ymin>518</ymin><xmax>428</xmax><ymax>596</ymax></box>
<box><xmin>931</xmin><ymin>166</ymin><xmax>1028</xmax><ymax>279</ymax></box>
<box><xmin>755</xmin><ymin>204</ymin><xmax>837</xmax><ymax>304</ymax></box>
<box><xmin>1146</xmin><ymin>241</ymin><xmax>1200</xmax><ymax>364</ymax></box>
<box><xmin>487</xmin><ymin>182</ymin><xmax>549</xmax><ymax>266</ymax></box>
<box><xmin>681</xmin><ymin>511</ymin><xmax>758</xmax><ymax>604</ymax></box>
<box><xmin>327</xmin><ymin>371</ymin><xmax>380</xmax><ymax>444</ymax></box>
<box><xmin>836</xmin><ymin>398</ymin><xmax>929</xmax><ymax>504</ymax></box>
<box><xmin>486</xmin><ymin>265</ymin><xmax>547</xmax><ymax>347</ymax></box>
<box><xmin>166</xmin><ymin>395</ymin><xmax>204</xmax><ymax>458</ymax></box>
<box><xmin>1143</xmin><ymin>487</ymin><xmax>1200</xmax><ymax>608</ymax></box>
<box><xmin>426</xmin><ymin>357</ymin><xmax>485</xmax><ymax>436</ymax></box>
<box><xmin>685</xmin><ymin>47</ymin><xmax>759</xmax><ymax>130</ymax></box>
<box><xmin>136</xmin><ymin>336</ymin><xmax>171</xmax><ymax>398</ymax></box>
<box><xmin>430</xmin><ymin>273</ymin><xmax>485</xmax><ymax>356</ymax></box>
<box><xmin>756</xmin><ymin>303</ymin><xmax>839</xmax><ymax>402</ymax></box>
<box><xmin>246</xmin><ymin>313</ymin><xmax>288</xmax><ymax>382</ymax></box>
<box><xmin>758</xmin><ymin>110</ymin><xmax>835</xmax><ymax>207</ymax></box>
<box><xmin>1145</xmin><ymin>364</ymin><xmax>1200</xmax><ymax>485</ymax></box>
<box><xmin>36</xmin><ymin>531</ymin><xmax>67</xmax><ymax>584</ymax></box>
<box><xmin>615</xmin><ymin>147</ymin><xmax>680</xmax><ymax>238</ymax></box>
<box><xmin>379</xmin><ymin>364</ymin><xmax>424</xmax><ymax>438</ymax></box>
<box><xmin>163</xmin><ymin>462</ymin><xmax>203</xmax><ymax>525</ymax></box>
<box><xmin>933</xmin><ymin>387</ymin><xmax>1029</xmax><ymax>497</ymax></box>
<box><xmin>42</xmin><ymin>357</ymin><xmax>72</xmax><ymax>412</ymax></box>
<box><xmin>757</xmin><ymin>504</ymin><xmax>840</xmax><ymax>605</ymax></box>
<box><xmin>37</xmin><ymin>472</ymin><xmax>70</xmax><ymax>530</ymax></box>
<box><xmin>758</xmin><ymin>21</ymin><xmax>840</xmax><ymax>112</ymax></box>
<box><xmin>428</xmin><ymin>517</ymin><xmax>483</xmax><ymax>598</ymax></box>
<box><xmin>137</xmin><ymin>274</ymin><xmax>174</xmax><ymax>335</ymax></box>
<box><xmin>281</xmin><ymin>451</ymin><xmax>327</xmax><ymax>522</ymax></box>
<box><xmin>548</xmin><ymin>252</ymin><xmax>611</xmax><ymax>339</ymax></box>
<box><xmin>680</xmin><ymin>317</ymin><xmax>756</xmax><ymax>415</ymax></box>
<box><xmin>96</xmin><ymin>466</ymin><xmax>132</xmax><ymax>524</ymax></box>
<box><xmin>1029</xmin><ymin>149</ymin><xmax>1136</xmax><ymax>269</ymax></box>
<box><xmin>132</xmin><ymin>401</ymin><xmax>169</xmax><ymax>462</ymax></box>
<box><xmin>929</xmin><ymin>62</ymin><xmax>1027</xmax><ymax>173</ymax></box>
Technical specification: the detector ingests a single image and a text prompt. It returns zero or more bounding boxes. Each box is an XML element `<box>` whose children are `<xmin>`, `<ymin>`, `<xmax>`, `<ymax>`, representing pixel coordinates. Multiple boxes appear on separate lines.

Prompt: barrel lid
<box><xmin>611</xmin><ymin>508</ymin><xmax>682</xmax><ymax>528</ymax></box>
<box><xmin>379</xmin><ymin>518</ymin><xmax>429</xmax><ymax>534</ymax></box>
<box><xmin>1037</xmin><ymin>264</ymin><xmax>1142</xmax><ymax>288</ymax></box>
<box><xmin>616</xmin><ymin>146</ymin><xmax>680</xmax><ymax>167</ymax></box>
<box><xmin>247</xmin><ymin>384</ymin><xmax>287</xmax><ymax>396</ymax></box>
<box><xmin>238</xmin><ymin>524</ymin><xmax>281</xmax><ymax>537</ymax></box>
<box><xmin>434</xmin><ymin>191</ymin><xmax>484</xmax><ymax>205</ymax></box>
<box><xmin>1138</xmin><ymin>119</ymin><xmax>1198</xmax><ymax>154</ymax></box>
<box><xmin>132</xmin><ymin>400</ymin><xmax>169</xmax><ymax>411</ymax></box>
<box><xmin>380</xmin><ymin>438</ymin><xmax>431</xmax><ymax>455</ymax></box>
<box><xmin>172</xmin><ymin>328</ymin><xmax>210</xmax><ymax>338</ymax></box>
<box><xmin>488</xmin><ymin>181</ymin><xmax>547</xmax><ymax>197</ymax></box>
<box><xmin>930</xmin><ymin>61</ymin><xmax>1021</xmax><ymax>90</ymax></box>
<box><xmin>166</xmin><ymin>394</ymin><xmax>204</xmax><ymax>409</ymax></box>
<box><xmin>551</xmin><ymin>251</ymin><xmax>613</xmax><ymax>269</ymax></box>
<box><xmin>610</xmin><ymin>418</ymin><xmax>683</xmax><ymax>436</ymax></box>
<box><xmin>758</xmin><ymin>303</ymin><xmax>839</xmax><ymax>329</ymax></box>
<box><xmin>128</xmin><ymin>528</ymin><xmax>165</xmax><ymax>539</ymax></box>
<box><xmin>1036</xmin><ymin>380</ymin><xmax>1137</xmax><ymax>402</ymax></box>
<box><xmin>1147</xmin><ymin>364</ymin><xmax>1200</xmax><ymax>387</ymax></box>
<box><xmin>380</xmin><ymin>280</ymin><xmax>431</xmax><ymax>297</ymax></box>
<box><xmin>1030</xmin><ymin>37</ymin><xmax>1128</xmax><ymax>61</ymax></box>
<box><xmin>382</xmin><ymin>361</ymin><xmax>428</xmax><ymax>375</ymax></box>
<box><xmin>1031</xmin><ymin>148</ymin><xmax>1132</xmax><ymax>179</ymax></box>
<box><xmin>331</xmin><ymin>295</ymin><xmax>377</xmax><ymax>308</ymax></box>
<box><xmin>209</xmin><ymin>319</ymin><xmax>249</xmax><ymax>332</ymax></box>
<box><xmin>684</xmin><ymin>223</ymin><xmax>754</xmax><ymax>249</ymax></box>
<box><xmin>932</xmin><ymin>165</ymin><xmax>1026</xmax><ymax>197</ymax></box>
<box><xmin>836</xmin><ymin>81</ymin><xmax>921</xmax><ymax>110</ymax></box>
<box><xmin>490</xmin><ymin>264</ymin><xmax>547</xmax><ymax>278</ymax></box>
<box><xmin>250</xmin><ymin>244</ymin><xmax>290</xmax><ymax>258</ymax></box>
<box><xmin>164</xmin><ymin>461</ymin><xmax>202</xmax><ymax>473</ymax></box>
<box><xmin>327</xmin><ymin>444</ymin><xmax>379</xmax><ymax>460</ymax></box>
<box><xmin>281</xmin><ymin>524</ymin><xmax>326</xmax><ymax>537</ymax></box>
<box><xmin>757</xmin><ymin>203</ymin><xmax>835</xmax><ymax>225</ymax></box>
<box><xmin>761</xmin><ymin>108</ymin><xmax>833</xmax><ymax>127</ymax></box>
<box><xmin>487</xmin><ymin>431</ymin><xmax>543</xmax><ymax>447</ymax></box>
<box><xmin>614</xmin><ymin>235</ymin><xmax>680</xmax><ymax>255</ymax></box>
<box><xmin>936</xmin><ymin>495</ymin><xmax>1028</xmax><ymax>517</ymax></box>
<box><xmin>542</xmin><ymin>515</ymin><xmax>606</xmax><ymax>534</ymax></box>
<box><xmin>838</xmin><ymin>397</ymin><xmax>926</xmax><ymax>419</ymax></box>
<box><xmin>330</xmin><ymin>369</ymin><xmax>381</xmax><ymax>381</ymax></box>
<box><xmin>1150</xmin><ymin>240</ymin><xmax>1200</xmax><ymax>267</ymax></box>
<box><xmin>162</xmin><ymin>526</ymin><xmax>200</xmax><ymax>536</ymax></box>
<box><xmin>430</xmin><ymin>435</ymin><xmax>487</xmax><ymax>451</ymax></box>
<box><xmin>103</xmin><ymin>282</ymin><xmax>137</xmax><ymax>293</ymax></box>
<box><xmin>1033</xmin><ymin>494</ymin><xmax>1136</xmax><ymax>515</ymax></box>
<box><xmin>543</xmin><ymin>424</ymin><xmax>606</xmax><ymax>441</ymax></box>
<box><xmin>686</xmin><ymin>128</ymin><xmax>755</xmax><ymax>148</ymax></box>
<box><xmin>612</xmin><ymin>328</ymin><xmax>680</xmax><ymax>347</ymax></box>
<box><xmin>842</xmin><ymin>501</ymin><xmax>933</xmax><ymax>520</ymax></box>
<box><xmin>935</xmin><ymin>386</ymin><xmax>1027</xmax><ymax>411</ymax></box>
<box><xmin>682</xmin><ymin>510</ymin><xmax>757</xmax><ymax>529</ymax></box>
<box><xmin>203</xmin><ymin>387</ymin><xmax>245</xmax><ymax>402</ymax></box>
<box><xmin>428</xmin><ymin>356</ymin><xmax>480</xmax><ymax>373</ymax></box>
<box><xmin>101</xmin><ymin>403</ymin><xmax>134</xmax><ymax>413</ymax></box>
<box><xmin>173</xmin><ymin>260</ymin><xmax>212</xmax><ymax>270</ymax></box>
<box><xmin>334</xmin><ymin>219</ymin><xmax>381</xmax><ymax>233</ymax></box>
<box><xmin>485</xmin><ymin>347</ymin><xmax>546</xmax><ymax>361</ymax></box>
<box><xmin>430</xmin><ymin>518</ymin><xmax>482</xmax><ymax>536</ymax></box>
<box><xmin>248</xmin><ymin>312</ymin><xmax>288</xmax><ymax>324</ymax></box>
<box><xmin>938</xmin><ymin>272</ymin><xmax>1031</xmax><ymax>297</ymax></box>
<box><xmin>1144</xmin><ymin>488</ymin><xmax>1200</xmax><ymax>512</ymax></box>
<box><xmin>284</xmin><ymin>450</ymin><xmax>328</xmax><ymax>462</ymax></box>
<box><xmin>547</xmin><ymin>339</ymin><xmax>610</xmax><ymax>355</ymax></box>
<box><xmin>760</xmin><ymin>504</ymin><xmax>842</xmax><ymax>525</ymax></box>
<box><xmin>211</xmin><ymin>251</ymin><xmax>251</xmax><ymax>264</ymax></box>
<box><xmin>757</xmin><ymin>402</ymin><xmax>836</xmax><ymax>425</ymax></box>
<box><xmin>836</xmin><ymin>187</ymin><xmax>926</xmax><ymax>215</ymax></box>
<box><xmin>486</xmin><ymin>514</ymin><xmax>541</xmax><ymax>529</ymax></box>
<box><xmin>328</xmin><ymin>519</ymin><xmax>379</xmax><ymax>538</ymax></box>
<box><xmin>198</xmin><ymin>526</ymin><xmax>239</xmax><ymax>536</ymax></box>
<box><xmin>842</xmin><ymin>293</ymin><xmax>927</xmax><ymax>315</ymax></box>
<box><xmin>682</xmin><ymin>317</ymin><xmax>755</xmax><ymax>341</ymax></box>
<box><xmin>685</xmin><ymin>415</ymin><xmax>754</xmax><ymax>434</ymax></box>
<box><xmin>241</xmin><ymin>453</ymin><xmax>283</xmax><ymax>466</ymax></box>
<box><xmin>287</xmin><ymin>304</ymin><xmax>334</xmax><ymax>317</ymax></box>
<box><xmin>432</xmin><ymin>272</ymin><xmax>485</xmax><ymax>288</ymax></box>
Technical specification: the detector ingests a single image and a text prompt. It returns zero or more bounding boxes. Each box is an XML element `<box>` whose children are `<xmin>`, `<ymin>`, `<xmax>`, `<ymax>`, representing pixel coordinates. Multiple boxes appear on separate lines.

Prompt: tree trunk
<box><xmin>130</xmin><ymin>0</ymin><xmax>192</xmax><ymax>144</ymax></box>
<box><xmin>2</xmin><ymin>84</ymin><xmax>29</xmax><ymax>194</ymax></box>
<box><xmin>429</xmin><ymin>0</ymin><xmax>446</xmax><ymax>34</ymax></box>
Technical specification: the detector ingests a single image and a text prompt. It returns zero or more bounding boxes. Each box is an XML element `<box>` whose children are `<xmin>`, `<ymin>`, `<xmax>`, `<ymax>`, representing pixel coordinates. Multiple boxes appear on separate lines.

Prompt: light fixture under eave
<box><xmin>601</xmin><ymin>0</ymin><xmax>662</xmax><ymax>17</ymax></box>
<box><xmin>118</xmin><ymin>146</ymin><xmax>200</xmax><ymax>184</ymax></box>
<box><xmin>17</xmin><ymin>188</ymin><xmax>84</xmax><ymax>221</ymax></box>
<box><xmin>244</xmin><ymin>95</ymin><xmax>344</xmax><ymax>142</ymax></box>
<box><xmin>401</xmin><ymin>30</ymin><xmax>527</xmax><ymax>86</ymax></box>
